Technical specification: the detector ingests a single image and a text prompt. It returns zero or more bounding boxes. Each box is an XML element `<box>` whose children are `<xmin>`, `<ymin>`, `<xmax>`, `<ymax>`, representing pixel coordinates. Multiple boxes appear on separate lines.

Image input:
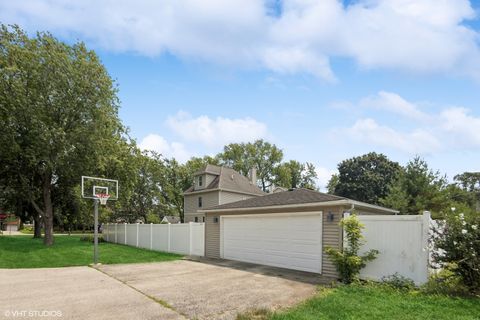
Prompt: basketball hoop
<box><xmin>95</xmin><ymin>194</ymin><xmax>111</xmax><ymax>205</ymax></box>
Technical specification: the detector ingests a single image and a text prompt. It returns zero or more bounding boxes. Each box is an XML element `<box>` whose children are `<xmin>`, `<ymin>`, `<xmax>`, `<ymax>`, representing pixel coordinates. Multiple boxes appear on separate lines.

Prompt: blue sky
<box><xmin>2</xmin><ymin>0</ymin><xmax>480</xmax><ymax>189</ymax></box>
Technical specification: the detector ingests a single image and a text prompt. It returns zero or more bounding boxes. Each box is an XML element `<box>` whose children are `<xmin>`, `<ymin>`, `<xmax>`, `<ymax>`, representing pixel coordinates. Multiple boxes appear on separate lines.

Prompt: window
<box><xmin>213</xmin><ymin>216</ymin><xmax>219</xmax><ymax>223</ymax></box>
<box><xmin>198</xmin><ymin>176</ymin><xmax>203</xmax><ymax>187</ymax></box>
<box><xmin>194</xmin><ymin>217</ymin><xmax>198</xmax><ymax>222</ymax></box>
<box><xmin>198</xmin><ymin>197</ymin><xmax>202</xmax><ymax>207</ymax></box>
<box><xmin>202</xmin><ymin>217</ymin><xmax>205</xmax><ymax>222</ymax></box>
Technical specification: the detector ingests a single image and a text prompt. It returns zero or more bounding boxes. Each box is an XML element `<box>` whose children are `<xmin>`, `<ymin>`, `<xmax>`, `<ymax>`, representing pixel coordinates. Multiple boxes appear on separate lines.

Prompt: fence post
<box><xmin>189</xmin><ymin>222</ymin><xmax>193</xmax><ymax>256</ymax></box>
<box><xmin>136</xmin><ymin>223</ymin><xmax>139</xmax><ymax>247</ymax></box>
<box><xmin>150</xmin><ymin>223</ymin><xmax>153</xmax><ymax>250</ymax></box>
<box><xmin>115</xmin><ymin>223</ymin><xmax>117</xmax><ymax>243</ymax></box>
<box><xmin>124</xmin><ymin>223</ymin><xmax>127</xmax><ymax>245</ymax></box>
<box><xmin>167</xmin><ymin>223</ymin><xmax>171</xmax><ymax>253</ymax></box>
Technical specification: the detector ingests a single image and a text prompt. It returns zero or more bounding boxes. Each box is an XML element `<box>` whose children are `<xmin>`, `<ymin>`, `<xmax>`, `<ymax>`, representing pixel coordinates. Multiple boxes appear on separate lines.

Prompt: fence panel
<box><xmin>152</xmin><ymin>224</ymin><xmax>169</xmax><ymax>252</ymax></box>
<box><xmin>126</xmin><ymin>224</ymin><xmax>137</xmax><ymax>247</ymax></box>
<box><xmin>116</xmin><ymin>224</ymin><xmax>126</xmax><ymax>244</ymax></box>
<box><xmin>104</xmin><ymin>222</ymin><xmax>205</xmax><ymax>256</ymax></box>
<box><xmin>138</xmin><ymin>224</ymin><xmax>152</xmax><ymax>249</ymax></box>
<box><xmin>357</xmin><ymin>212</ymin><xmax>430</xmax><ymax>284</ymax></box>
<box><xmin>170</xmin><ymin>224</ymin><xmax>190</xmax><ymax>254</ymax></box>
<box><xmin>191</xmin><ymin>223</ymin><xmax>205</xmax><ymax>256</ymax></box>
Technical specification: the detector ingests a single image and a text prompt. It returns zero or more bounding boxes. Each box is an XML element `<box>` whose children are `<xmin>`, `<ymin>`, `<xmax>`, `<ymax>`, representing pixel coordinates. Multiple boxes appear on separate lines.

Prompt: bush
<box><xmin>325</xmin><ymin>213</ymin><xmax>379</xmax><ymax>284</ymax></box>
<box><xmin>431</xmin><ymin>208</ymin><xmax>480</xmax><ymax>294</ymax></box>
<box><xmin>79</xmin><ymin>235</ymin><xmax>105</xmax><ymax>243</ymax></box>
<box><xmin>381</xmin><ymin>273</ymin><xmax>416</xmax><ymax>291</ymax></box>
<box><xmin>421</xmin><ymin>264</ymin><xmax>471</xmax><ymax>296</ymax></box>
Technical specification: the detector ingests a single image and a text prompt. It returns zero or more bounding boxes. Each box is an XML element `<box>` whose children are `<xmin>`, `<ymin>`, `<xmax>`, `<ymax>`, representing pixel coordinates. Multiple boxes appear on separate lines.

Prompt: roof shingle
<box><xmin>204</xmin><ymin>188</ymin><xmax>346</xmax><ymax>210</ymax></box>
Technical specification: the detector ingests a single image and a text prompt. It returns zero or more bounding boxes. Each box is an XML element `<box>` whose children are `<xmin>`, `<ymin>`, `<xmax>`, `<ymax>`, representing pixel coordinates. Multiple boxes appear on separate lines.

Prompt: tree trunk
<box><xmin>42</xmin><ymin>172</ymin><xmax>54</xmax><ymax>246</ymax></box>
<box><xmin>33</xmin><ymin>213</ymin><xmax>42</xmax><ymax>238</ymax></box>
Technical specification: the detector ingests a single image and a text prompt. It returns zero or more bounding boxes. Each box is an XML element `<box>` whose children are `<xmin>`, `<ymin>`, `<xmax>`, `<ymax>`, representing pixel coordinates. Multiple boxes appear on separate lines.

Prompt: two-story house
<box><xmin>183</xmin><ymin>164</ymin><xmax>265</xmax><ymax>222</ymax></box>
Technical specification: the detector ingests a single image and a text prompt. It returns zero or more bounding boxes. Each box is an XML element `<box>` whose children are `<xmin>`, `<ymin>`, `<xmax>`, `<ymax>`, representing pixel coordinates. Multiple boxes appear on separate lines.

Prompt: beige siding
<box><xmin>205</xmin><ymin>174</ymin><xmax>216</xmax><ymax>187</ymax></box>
<box><xmin>219</xmin><ymin>191</ymin><xmax>256</xmax><ymax>205</ymax></box>
<box><xmin>184</xmin><ymin>191</ymin><xmax>219</xmax><ymax>223</ymax></box>
<box><xmin>205</xmin><ymin>205</ymin><xmax>345</xmax><ymax>279</ymax></box>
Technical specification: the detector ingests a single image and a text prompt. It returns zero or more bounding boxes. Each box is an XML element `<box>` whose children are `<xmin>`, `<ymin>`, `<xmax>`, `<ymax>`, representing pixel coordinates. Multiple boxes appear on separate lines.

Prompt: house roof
<box><xmin>161</xmin><ymin>216</ymin><xmax>181</xmax><ymax>223</ymax></box>
<box><xmin>184</xmin><ymin>165</ymin><xmax>265</xmax><ymax>196</ymax></box>
<box><xmin>200</xmin><ymin>188</ymin><xmax>398</xmax><ymax>213</ymax></box>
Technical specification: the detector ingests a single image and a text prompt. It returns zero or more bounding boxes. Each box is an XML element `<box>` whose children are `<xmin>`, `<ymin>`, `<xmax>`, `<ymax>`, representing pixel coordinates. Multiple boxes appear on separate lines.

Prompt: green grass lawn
<box><xmin>239</xmin><ymin>284</ymin><xmax>480</xmax><ymax>320</ymax></box>
<box><xmin>0</xmin><ymin>235</ymin><xmax>182</xmax><ymax>268</ymax></box>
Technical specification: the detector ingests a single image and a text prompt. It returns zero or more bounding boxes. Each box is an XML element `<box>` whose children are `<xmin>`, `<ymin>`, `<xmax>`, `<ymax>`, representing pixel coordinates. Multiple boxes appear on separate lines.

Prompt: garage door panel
<box><xmin>222</xmin><ymin>212</ymin><xmax>322</xmax><ymax>273</ymax></box>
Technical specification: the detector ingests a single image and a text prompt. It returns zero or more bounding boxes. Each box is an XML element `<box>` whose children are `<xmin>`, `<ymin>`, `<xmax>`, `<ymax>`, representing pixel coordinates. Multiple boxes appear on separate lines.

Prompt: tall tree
<box><xmin>381</xmin><ymin>157</ymin><xmax>448</xmax><ymax>215</ymax></box>
<box><xmin>333</xmin><ymin>152</ymin><xmax>401</xmax><ymax>204</ymax></box>
<box><xmin>0</xmin><ymin>25</ymin><xmax>123</xmax><ymax>245</ymax></box>
<box><xmin>275</xmin><ymin>160</ymin><xmax>318</xmax><ymax>190</ymax></box>
<box><xmin>219</xmin><ymin>139</ymin><xmax>283</xmax><ymax>192</ymax></box>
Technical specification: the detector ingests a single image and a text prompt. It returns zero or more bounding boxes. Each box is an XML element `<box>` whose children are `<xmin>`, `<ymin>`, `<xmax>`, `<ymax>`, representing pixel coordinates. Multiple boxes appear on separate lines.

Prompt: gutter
<box><xmin>199</xmin><ymin>199</ymin><xmax>399</xmax><ymax>214</ymax></box>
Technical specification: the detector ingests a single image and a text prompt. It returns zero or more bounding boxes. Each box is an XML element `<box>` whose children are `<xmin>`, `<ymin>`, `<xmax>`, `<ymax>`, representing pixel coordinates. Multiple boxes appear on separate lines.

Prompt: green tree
<box><xmin>219</xmin><ymin>139</ymin><xmax>283</xmax><ymax>192</ymax></box>
<box><xmin>0</xmin><ymin>25</ymin><xmax>123</xmax><ymax>245</ymax></box>
<box><xmin>381</xmin><ymin>157</ymin><xmax>448</xmax><ymax>215</ymax></box>
<box><xmin>333</xmin><ymin>152</ymin><xmax>401</xmax><ymax>204</ymax></box>
<box><xmin>275</xmin><ymin>160</ymin><xmax>318</xmax><ymax>190</ymax></box>
<box><xmin>326</xmin><ymin>174</ymin><xmax>339</xmax><ymax>194</ymax></box>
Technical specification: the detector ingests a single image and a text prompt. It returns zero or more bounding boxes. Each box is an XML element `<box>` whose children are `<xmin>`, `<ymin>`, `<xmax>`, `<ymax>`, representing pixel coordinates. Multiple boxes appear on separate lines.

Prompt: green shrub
<box><xmin>325</xmin><ymin>213</ymin><xmax>379</xmax><ymax>284</ymax></box>
<box><xmin>431</xmin><ymin>208</ymin><xmax>480</xmax><ymax>294</ymax></box>
<box><xmin>421</xmin><ymin>264</ymin><xmax>471</xmax><ymax>296</ymax></box>
<box><xmin>79</xmin><ymin>235</ymin><xmax>105</xmax><ymax>243</ymax></box>
<box><xmin>381</xmin><ymin>273</ymin><xmax>416</xmax><ymax>291</ymax></box>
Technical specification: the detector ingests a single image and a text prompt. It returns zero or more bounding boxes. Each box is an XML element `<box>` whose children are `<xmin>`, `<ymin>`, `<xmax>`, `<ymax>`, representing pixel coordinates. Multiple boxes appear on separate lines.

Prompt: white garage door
<box><xmin>221</xmin><ymin>212</ymin><xmax>323</xmax><ymax>273</ymax></box>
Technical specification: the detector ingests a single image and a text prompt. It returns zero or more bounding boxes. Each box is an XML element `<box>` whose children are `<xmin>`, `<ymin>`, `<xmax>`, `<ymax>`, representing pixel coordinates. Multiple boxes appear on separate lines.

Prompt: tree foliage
<box><xmin>219</xmin><ymin>139</ymin><xmax>283</xmax><ymax>192</ymax></box>
<box><xmin>274</xmin><ymin>160</ymin><xmax>318</xmax><ymax>190</ymax></box>
<box><xmin>333</xmin><ymin>152</ymin><xmax>401</xmax><ymax>204</ymax></box>
<box><xmin>0</xmin><ymin>25</ymin><xmax>123</xmax><ymax>245</ymax></box>
<box><xmin>380</xmin><ymin>157</ymin><xmax>450</xmax><ymax>216</ymax></box>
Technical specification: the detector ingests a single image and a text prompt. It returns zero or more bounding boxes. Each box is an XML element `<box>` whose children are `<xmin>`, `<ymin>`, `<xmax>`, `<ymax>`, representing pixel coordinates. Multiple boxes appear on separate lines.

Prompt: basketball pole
<box><xmin>94</xmin><ymin>198</ymin><xmax>99</xmax><ymax>264</ymax></box>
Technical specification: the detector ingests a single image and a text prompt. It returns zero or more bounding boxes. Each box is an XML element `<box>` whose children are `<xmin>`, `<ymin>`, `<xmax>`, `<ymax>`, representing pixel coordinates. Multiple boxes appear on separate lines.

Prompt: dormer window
<box><xmin>198</xmin><ymin>176</ymin><xmax>203</xmax><ymax>187</ymax></box>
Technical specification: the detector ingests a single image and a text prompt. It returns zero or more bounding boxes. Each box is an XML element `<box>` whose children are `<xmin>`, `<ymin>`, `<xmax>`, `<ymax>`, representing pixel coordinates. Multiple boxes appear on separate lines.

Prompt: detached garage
<box><xmin>200</xmin><ymin>188</ymin><xmax>398</xmax><ymax>280</ymax></box>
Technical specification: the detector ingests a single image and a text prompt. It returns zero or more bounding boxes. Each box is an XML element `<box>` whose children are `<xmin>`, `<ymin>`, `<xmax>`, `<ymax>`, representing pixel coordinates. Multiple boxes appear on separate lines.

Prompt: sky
<box><xmin>2</xmin><ymin>0</ymin><xmax>480</xmax><ymax>190</ymax></box>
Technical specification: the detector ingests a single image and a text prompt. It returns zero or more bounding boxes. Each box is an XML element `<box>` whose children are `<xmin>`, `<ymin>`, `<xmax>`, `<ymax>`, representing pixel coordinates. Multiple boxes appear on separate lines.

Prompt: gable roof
<box><xmin>200</xmin><ymin>188</ymin><xmax>398</xmax><ymax>213</ymax></box>
<box><xmin>184</xmin><ymin>165</ymin><xmax>265</xmax><ymax>196</ymax></box>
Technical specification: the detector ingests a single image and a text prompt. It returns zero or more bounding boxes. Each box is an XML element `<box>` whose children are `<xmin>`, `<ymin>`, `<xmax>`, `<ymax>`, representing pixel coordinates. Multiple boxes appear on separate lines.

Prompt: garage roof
<box><xmin>200</xmin><ymin>188</ymin><xmax>399</xmax><ymax>213</ymax></box>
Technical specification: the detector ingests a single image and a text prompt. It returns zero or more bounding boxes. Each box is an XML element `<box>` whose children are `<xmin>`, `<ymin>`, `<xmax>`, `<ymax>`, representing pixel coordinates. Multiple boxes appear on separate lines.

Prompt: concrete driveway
<box><xmin>97</xmin><ymin>259</ymin><xmax>320</xmax><ymax>320</ymax></box>
<box><xmin>0</xmin><ymin>266</ymin><xmax>184</xmax><ymax>320</ymax></box>
<box><xmin>1</xmin><ymin>259</ymin><xmax>320</xmax><ymax>320</ymax></box>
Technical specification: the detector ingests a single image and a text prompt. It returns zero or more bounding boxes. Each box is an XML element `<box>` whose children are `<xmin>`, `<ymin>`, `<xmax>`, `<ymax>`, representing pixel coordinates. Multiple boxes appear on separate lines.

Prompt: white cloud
<box><xmin>166</xmin><ymin>111</ymin><xmax>268</xmax><ymax>147</ymax></box>
<box><xmin>342</xmin><ymin>118</ymin><xmax>441</xmax><ymax>154</ymax></box>
<box><xmin>440</xmin><ymin>107</ymin><xmax>480</xmax><ymax>146</ymax></box>
<box><xmin>2</xmin><ymin>0</ymin><xmax>480</xmax><ymax>80</ymax></box>
<box><xmin>315</xmin><ymin>167</ymin><xmax>337</xmax><ymax>192</ymax></box>
<box><xmin>336</xmin><ymin>91</ymin><xmax>480</xmax><ymax>154</ymax></box>
<box><xmin>139</xmin><ymin>134</ymin><xmax>191</xmax><ymax>163</ymax></box>
<box><xmin>359</xmin><ymin>91</ymin><xmax>429</xmax><ymax>121</ymax></box>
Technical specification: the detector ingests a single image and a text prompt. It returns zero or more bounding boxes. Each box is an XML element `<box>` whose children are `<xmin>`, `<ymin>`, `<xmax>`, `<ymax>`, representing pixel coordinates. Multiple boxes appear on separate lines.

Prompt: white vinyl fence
<box><xmin>356</xmin><ymin>212</ymin><xmax>431</xmax><ymax>284</ymax></box>
<box><xmin>103</xmin><ymin>222</ymin><xmax>205</xmax><ymax>256</ymax></box>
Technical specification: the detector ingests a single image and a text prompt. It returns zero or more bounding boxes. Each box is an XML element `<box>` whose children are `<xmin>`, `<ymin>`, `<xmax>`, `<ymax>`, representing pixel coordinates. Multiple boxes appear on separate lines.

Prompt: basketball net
<box><xmin>95</xmin><ymin>194</ymin><xmax>111</xmax><ymax>205</ymax></box>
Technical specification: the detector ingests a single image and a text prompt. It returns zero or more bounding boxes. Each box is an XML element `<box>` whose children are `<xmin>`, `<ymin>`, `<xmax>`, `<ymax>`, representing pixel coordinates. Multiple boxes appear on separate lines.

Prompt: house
<box><xmin>183</xmin><ymin>165</ymin><xmax>265</xmax><ymax>223</ymax></box>
<box><xmin>161</xmin><ymin>215</ymin><xmax>181</xmax><ymax>224</ymax></box>
<box><xmin>199</xmin><ymin>188</ymin><xmax>398</xmax><ymax>280</ymax></box>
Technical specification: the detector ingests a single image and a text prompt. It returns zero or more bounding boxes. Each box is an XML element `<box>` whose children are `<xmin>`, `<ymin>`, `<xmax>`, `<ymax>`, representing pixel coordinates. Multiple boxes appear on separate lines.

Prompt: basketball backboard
<box><xmin>81</xmin><ymin>176</ymin><xmax>118</xmax><ymax>200</ymax></box>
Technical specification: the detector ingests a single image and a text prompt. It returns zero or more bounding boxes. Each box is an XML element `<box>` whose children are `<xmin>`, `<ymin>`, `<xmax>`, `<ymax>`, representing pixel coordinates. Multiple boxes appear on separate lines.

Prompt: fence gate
<box><xmin>355</xmin><ymin>212</ymin><xmax>430</xmax><ymax>284</ymax></box>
